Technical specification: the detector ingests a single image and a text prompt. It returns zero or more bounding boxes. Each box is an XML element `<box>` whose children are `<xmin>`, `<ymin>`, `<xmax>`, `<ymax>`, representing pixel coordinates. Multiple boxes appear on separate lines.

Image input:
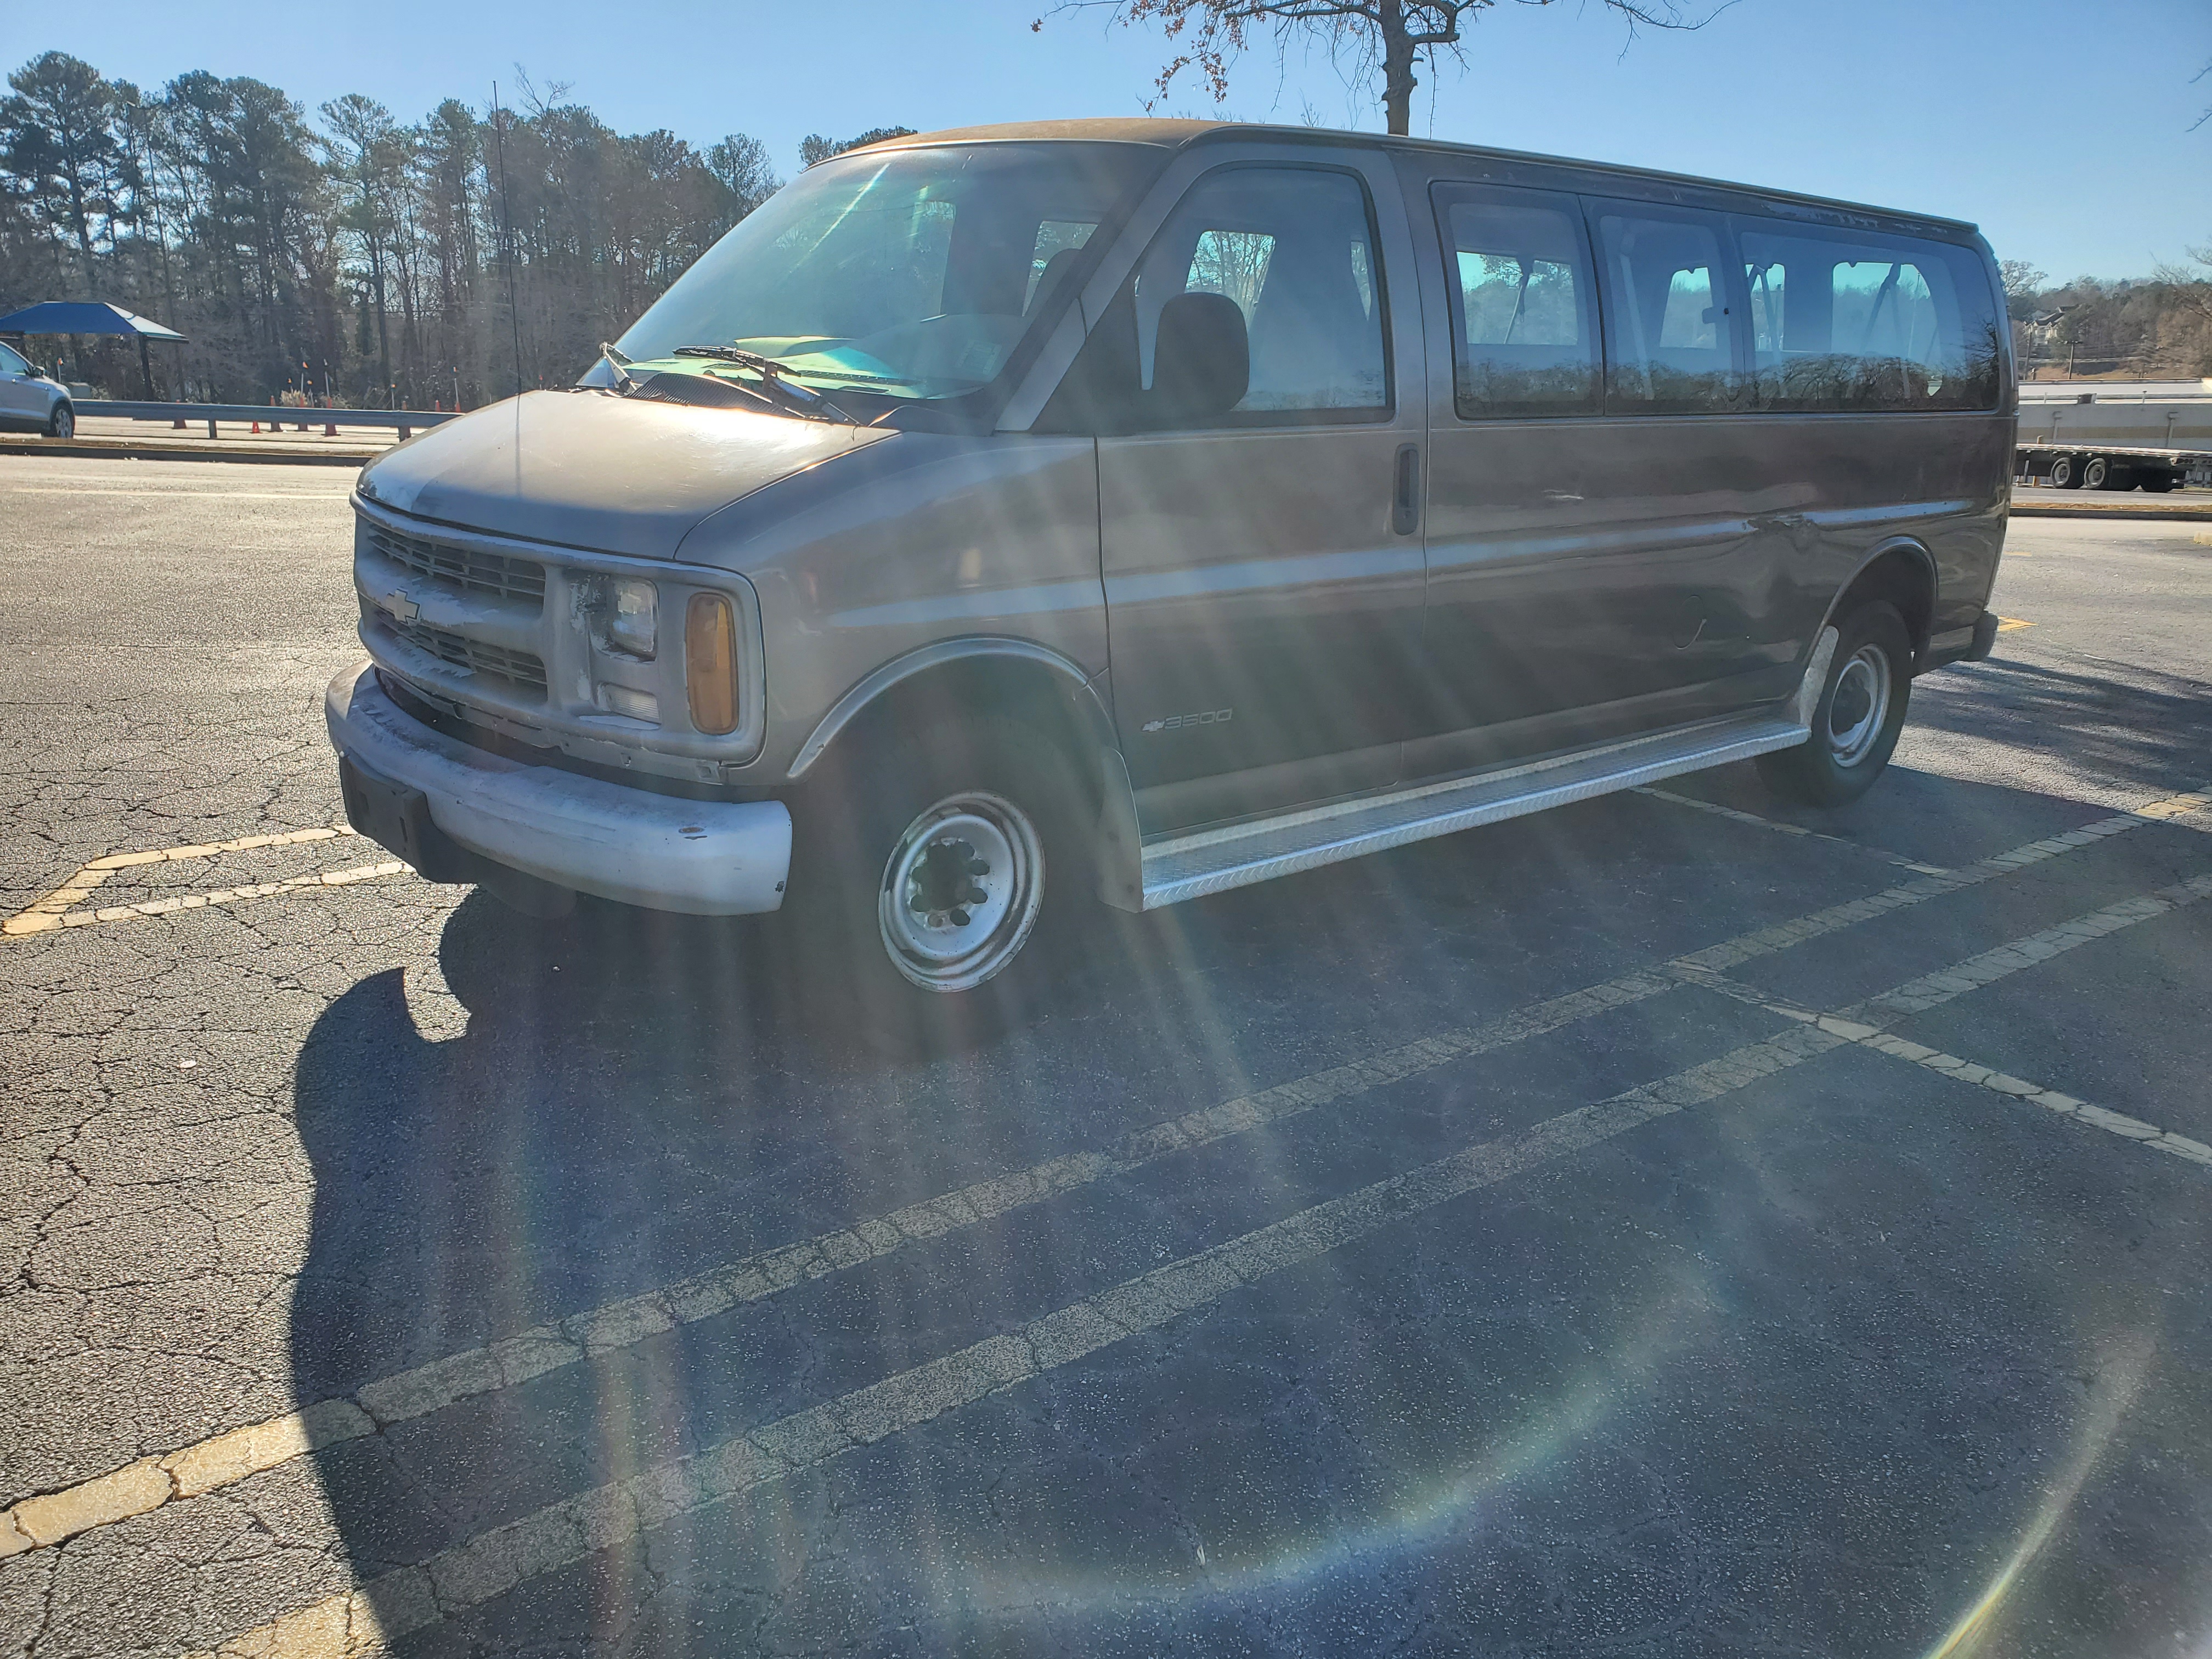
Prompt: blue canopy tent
<box><xmin>0</xmin><ymin>301</ymin><xmax>187</xmax><ymax>398</ymax></box>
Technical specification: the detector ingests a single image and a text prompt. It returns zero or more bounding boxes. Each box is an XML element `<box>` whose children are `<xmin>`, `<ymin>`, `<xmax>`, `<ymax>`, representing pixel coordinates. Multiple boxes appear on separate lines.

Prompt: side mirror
<box><xmin>1150</xmin><ymin>291</ymin><xmax>1248</xmax><ymax>422</ymax></box>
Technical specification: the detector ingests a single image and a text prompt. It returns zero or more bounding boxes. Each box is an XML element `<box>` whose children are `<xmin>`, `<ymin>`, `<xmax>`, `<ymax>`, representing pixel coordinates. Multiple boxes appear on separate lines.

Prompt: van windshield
<box><xmin>611</xmin><ymin>142</ymin><xmax>1161</xmax><ymax>404</ymax></box>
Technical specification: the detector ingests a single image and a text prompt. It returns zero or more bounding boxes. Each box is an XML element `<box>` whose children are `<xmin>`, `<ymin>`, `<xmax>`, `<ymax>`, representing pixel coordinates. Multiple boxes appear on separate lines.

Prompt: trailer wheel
<box><xmin>2144</xmin><ymin>477</ymin><xmax>2176</xmax><ymax>494</ymax></box>
<box><xmin>2047</xmin><ymin>454</ymin><xmax>2079</xmax><ymax>489</ymax></box>
<box><xmin>2081</xmin><ymin>455</ymin><xmax>2109</xmax><ymax>490</ymax></box>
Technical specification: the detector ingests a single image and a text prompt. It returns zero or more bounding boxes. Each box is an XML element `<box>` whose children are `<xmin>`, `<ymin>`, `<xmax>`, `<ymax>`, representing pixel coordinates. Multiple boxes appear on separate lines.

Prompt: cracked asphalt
<box><xmin>3</xmin><ymin>455</ymin><xmax>2210</xmax><ymax>1658</ymax></box>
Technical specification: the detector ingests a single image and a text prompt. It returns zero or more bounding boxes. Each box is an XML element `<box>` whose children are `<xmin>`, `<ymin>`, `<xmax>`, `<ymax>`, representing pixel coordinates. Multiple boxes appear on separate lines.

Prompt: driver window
<box><xmin>0</xmin><ymin>343</ymin><xmax>28</xmax><ymax>376</ymax></box>
<box><xmin>1132</xmin><ymin>166</ymin><xmax>1389</xmax><ymax>418</ymax></box>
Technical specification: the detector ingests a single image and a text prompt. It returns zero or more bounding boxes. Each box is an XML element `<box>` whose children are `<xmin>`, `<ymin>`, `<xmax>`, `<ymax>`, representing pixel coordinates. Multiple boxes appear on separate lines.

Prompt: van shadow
<box><xmin>1908</xmin><ymin>654</ymin><xmax>2212</xmax><ymax>792</ymax></box>
<box><xmin>286</xmin><ymin>892</ymin><xmax>1002</xmax><ymax>1408</ymax></box>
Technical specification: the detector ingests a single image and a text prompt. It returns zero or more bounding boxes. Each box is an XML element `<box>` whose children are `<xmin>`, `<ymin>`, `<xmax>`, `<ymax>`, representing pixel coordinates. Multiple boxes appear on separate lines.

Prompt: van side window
<box><xmin>1593</xmin><ymin>207</ymin><xmax>1741</xmax><ymax>414</ymax></box>
<box><xmin>1432</xmin><ymin>183</ymin><xmax>1599</xmax><ymax>417</ymax></box>
<box><xmin>1131</xmin><ymin>166</ymin><xmax>1389</xmax><ymax>420</ymax></box>
<box><xmin>1737</xmin><ymin>224</ymin><xmax>2002</xmax><ymax>412</ymax></box>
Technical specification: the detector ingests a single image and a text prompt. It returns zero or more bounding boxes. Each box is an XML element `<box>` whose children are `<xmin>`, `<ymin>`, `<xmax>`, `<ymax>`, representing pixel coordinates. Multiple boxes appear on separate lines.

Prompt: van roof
<box><xmin>857</xmin><ymin>117</ymin><xmax>1982</xmax><ymax>239</ymax></box>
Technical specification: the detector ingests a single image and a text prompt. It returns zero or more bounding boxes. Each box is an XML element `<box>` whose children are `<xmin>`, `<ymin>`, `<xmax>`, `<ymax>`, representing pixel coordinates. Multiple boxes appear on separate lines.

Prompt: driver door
<box><xmin>1087</xmin><ymin>149</ymin><xmax>1430</xmax><ymax>832</ymax></box>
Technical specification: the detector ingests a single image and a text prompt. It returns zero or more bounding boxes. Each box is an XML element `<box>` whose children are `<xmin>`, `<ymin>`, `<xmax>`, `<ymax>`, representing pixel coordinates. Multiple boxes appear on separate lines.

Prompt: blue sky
<box><xmin>9</xmin><ymin>0</ymin><xmax>2208</xmax><ymax>279</ymax></box>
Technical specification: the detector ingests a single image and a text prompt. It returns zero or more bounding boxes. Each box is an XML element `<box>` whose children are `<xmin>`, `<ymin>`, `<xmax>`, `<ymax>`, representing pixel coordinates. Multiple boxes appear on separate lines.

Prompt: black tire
<box><xmin>1756</xmin><ymin>601</ymin><xmax>1913</xmax><ymax>808</ymax></box>
<box><xmin>47</xmin><ymin>401</ymin><xmax>73</xmax><ymax>439</ymax></box>
<box><xmin>2081</xmin><ymin>454</ymin><xmax>2108</xmax><ymax>490</ymax></box>
<box><xmin>777</xmin><ymin>713</ymin><xmax>1094</xmax><ymax>1056</ymax></box>
<box><xmin>2047</xmin><ymin>455</ymin><xmax>2078</xmax><ymax>489</ymax></box>
<box><xmin>2143</xmin><ymin>476</ymin><xmax>2176</xmax><ymax>494</ymax></box>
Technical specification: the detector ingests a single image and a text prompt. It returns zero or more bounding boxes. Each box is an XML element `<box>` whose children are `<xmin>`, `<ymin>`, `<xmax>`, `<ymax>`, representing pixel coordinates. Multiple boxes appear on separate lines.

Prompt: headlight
<box><xmin>685</xmin><ymin>594</ymin><xmax>739</xmax><ymax>735</ymax></box>
<box><xmin>588</xmin><ymin>578</ymin><xmax>658</xmax><ymax>660</ymax></box>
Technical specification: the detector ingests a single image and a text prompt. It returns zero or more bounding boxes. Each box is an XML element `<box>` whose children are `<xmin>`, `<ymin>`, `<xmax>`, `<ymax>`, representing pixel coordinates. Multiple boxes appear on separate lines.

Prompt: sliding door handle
<box><xmin>1391</xmin><ymin>443</ymin><xmax>1421</xmax><ymax>536</ymax></box>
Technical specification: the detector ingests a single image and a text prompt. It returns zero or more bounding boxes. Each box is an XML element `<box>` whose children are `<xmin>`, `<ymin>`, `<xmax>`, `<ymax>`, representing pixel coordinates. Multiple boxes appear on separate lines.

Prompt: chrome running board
<box><xmin>1138</xmin><ymin>707</ymin><xmax>1809</xmax><ymax>910</ymax></box>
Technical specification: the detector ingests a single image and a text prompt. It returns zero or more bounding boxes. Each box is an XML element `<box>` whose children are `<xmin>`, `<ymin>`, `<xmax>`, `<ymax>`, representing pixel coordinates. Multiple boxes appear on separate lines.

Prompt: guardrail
<box><xmin>77</xmin><ymin>400</ymin><xmax>460</xmax><ymax>440</ymax></box>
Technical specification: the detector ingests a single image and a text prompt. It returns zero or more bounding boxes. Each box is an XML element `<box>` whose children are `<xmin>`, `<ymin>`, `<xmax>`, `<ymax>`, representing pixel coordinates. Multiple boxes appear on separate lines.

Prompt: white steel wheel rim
<box><xmin>877</xmin><ymin>791</ymin><xmax>1045</xmax><ymax>993</ymax></box>
<box><xmin>1825</xmin><ymin>644</ymin><xmax>1891</xmax><ymax>767</ymax></box>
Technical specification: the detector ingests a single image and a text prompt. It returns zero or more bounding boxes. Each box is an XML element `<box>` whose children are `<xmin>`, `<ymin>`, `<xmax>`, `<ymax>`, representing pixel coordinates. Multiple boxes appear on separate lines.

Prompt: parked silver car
<box><xmin>326</xmin><ymin>119</ymin><xmax>2012</xmax><ymax>1046</ymax></box>
<box><xmin>0</xmin><ymin>340</ymin><xmax>73</xmax><ymax>436</ymax></box>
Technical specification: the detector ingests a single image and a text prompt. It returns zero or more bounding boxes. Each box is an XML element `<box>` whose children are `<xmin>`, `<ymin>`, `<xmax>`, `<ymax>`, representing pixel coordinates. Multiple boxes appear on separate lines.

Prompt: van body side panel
<box><xmin>1777</xmin><ymin>411</ymin><xmax>2012</xmax><ymax>642</ymax></box>
<box><xmin>678</xmin><ymin>432</ymin><xmax>1110</xmax><ymax>778</ymax></box>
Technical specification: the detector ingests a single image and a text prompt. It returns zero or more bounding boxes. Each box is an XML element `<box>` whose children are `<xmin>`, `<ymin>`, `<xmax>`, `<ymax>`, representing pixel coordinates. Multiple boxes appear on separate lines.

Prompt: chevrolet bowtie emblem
<box><xmin>382</xmin><ymin>590</ymin><xmax>420</xmax><ymax>623</ymax></box>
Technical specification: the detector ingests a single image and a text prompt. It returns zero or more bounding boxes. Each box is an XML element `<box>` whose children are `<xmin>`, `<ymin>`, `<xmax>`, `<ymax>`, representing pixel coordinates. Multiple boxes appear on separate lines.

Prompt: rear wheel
<box><xmin>2081</xmin><ymin>454</ymin><xmax>2109</xmax><ymax>490</ymax></box>
<box><xmin>1756</xmin><ymin>601</ymin><xmax>1912</xmax><ymax>808</ymax></box>
<box><xmin>779</xmin><ymin>714</ymin><xmax>1094</xmax><ymax>1054</ymax></box>
<box><xmin>47</xmin><ymin>402</ymin><xmax>73</xmax><ymax>439</ymax></box>
<box><xmin>2143</xmin><ymin>476</ymin><xmax>2176</xmax><ymax>494</ymax></box>
<box><xmin>2047</xmin><ymin>454</ymin><xmax>2078</xmax><ymax>489</ymax></box>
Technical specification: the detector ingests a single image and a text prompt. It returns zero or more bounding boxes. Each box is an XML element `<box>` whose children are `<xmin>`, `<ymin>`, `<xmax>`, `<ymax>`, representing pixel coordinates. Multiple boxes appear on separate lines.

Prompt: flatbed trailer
<box><xmin>2015</xmin><ymin>440</ymin><xmax>2212</xmax><ymax>493</ymax></box>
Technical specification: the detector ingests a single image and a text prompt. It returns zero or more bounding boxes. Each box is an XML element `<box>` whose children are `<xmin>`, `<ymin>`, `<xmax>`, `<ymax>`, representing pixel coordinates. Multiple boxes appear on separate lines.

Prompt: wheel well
<box><xmin>810</xmin><ymin>655</ymin><xmax>1111</xmax><ymax>809</ymax></box>
<box><xmin>1833</xmin><ymin>545</ymin><xmax>1936</xmax><ymax>662</ymax></box>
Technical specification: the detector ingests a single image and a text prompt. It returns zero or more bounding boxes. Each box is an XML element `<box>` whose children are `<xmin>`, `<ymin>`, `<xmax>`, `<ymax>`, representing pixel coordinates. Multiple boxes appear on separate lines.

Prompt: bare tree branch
<box><xmin>1040</xmin><ymin>0</ymin><xmax>1708</xmax><ymax>134</ymax></box>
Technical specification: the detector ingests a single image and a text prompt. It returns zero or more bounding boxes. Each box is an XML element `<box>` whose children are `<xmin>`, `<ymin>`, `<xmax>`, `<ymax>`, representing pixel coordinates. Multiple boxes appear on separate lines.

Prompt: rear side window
<box><xmin>1132</xmin><ymin>166</ymin><xmax>1390</xmax><ymax>418</ymax></box>
<box><xmin>1593</xmin><ymin>205</ymin><xmax>1742</xmax><ymax>413</ymax></box>
<box><xmin>1737</xmin><ymin>223</ymin><xmax>2002</xmax><ymax>411</ymax></box>
<box><xmin>1433</xmin><ymin>183</ymin><xmax>1599</xmax><ymax>418</ymax></box>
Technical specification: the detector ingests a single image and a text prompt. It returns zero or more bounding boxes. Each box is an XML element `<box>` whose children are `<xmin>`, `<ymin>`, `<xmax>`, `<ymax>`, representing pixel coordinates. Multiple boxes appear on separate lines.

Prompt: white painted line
<box><xmin>1633</xmin><ymin>785</ymin><xmax>1951</xmax><ymax>874</ymax></box>
<box><xmin>190</xmin><ymin>1018</ymin><xmax>1857</xmax><ymax>1658</ymax></box>
<box><xmin>1856</xmin><ymin>1032</ymin><xmax>2212</xmax><ymax>1167</ymax></box>
<box><xmin>1677</xmin><ymin>870</ymin><xmax>2212</xmax><ymax>1169</ymax></box>
<box><xmin>10</xmin><ymin>786</ymin><xmax>2206</xmax><ymax>1554</ymax></box>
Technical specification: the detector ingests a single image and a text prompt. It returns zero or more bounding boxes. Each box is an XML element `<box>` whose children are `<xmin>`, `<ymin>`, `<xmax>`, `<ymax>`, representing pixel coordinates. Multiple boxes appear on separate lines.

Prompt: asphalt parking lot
<box><xmin>2</xmin><ymin>456</ymin><xmax>2209</xmax><ymax>1659</ymax></box>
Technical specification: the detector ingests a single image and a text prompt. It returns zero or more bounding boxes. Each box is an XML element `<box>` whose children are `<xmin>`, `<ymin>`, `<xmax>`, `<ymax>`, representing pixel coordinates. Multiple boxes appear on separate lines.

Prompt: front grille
<box><xmin>364</xmin><ymin>522</ymin><xmax>546</xmax><ymax>605</ymax></box>
<box><xmin>384</xmin><ymin>613</ymin><xmax>549</xmax><ymax>698</ymax></box>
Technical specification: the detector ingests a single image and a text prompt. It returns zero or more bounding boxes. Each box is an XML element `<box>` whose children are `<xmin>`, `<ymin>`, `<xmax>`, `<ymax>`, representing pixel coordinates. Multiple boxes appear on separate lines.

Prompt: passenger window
<box><xmin>0</xmin><ymin>343</ymin><xmax>27</xmax><ymax>375</ymax></box>
<box><xmin>1593</xmin><ymin>206</ymin><xmax>1742</xmax><ymax>413</ymax></box>
<box><xmin>1739</xmin><ymin>224</ymin><xmax>2002</xmax><ymax>411</ymax></box>
<box><xmin>1131</xmin><ymin>166</ymin><xmax>1389</xmax><ymax>419</ymax></box>
<box><xmin>1433</xmin><ymin>183</ymin><xmax>1599</xmax><ymax>417</ymax></box>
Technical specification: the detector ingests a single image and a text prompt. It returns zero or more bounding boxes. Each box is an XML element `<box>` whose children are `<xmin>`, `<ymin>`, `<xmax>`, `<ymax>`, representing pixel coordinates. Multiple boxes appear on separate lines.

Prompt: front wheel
<box><xmin>47</xmin><ymin>402</ymin><xmax>74</xmax><ymax>439</ymax></box>
<box><xmin>2047</xmin><ymin>455</ymin><xmax>2078</xmax><ymax>489</ymax></box>
<box><xmin>778</xmin><ymin>714</ymin><xmax>1094</xmax><ymax>1054</ymax></box>
<box><xmin>1757</xmin><ymin>601</ymin><xmax>1912</xmax><ymax>808</ymax></box>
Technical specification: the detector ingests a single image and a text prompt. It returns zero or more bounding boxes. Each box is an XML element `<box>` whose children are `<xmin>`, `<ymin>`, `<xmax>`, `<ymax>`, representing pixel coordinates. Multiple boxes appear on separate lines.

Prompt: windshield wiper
<box><xmin>598</xmin><ymin>342</ymin><xmax>639</xmax><ymax>392</ymax></box>
<box><xmin>672</xmin><ymin>346</ymin><xmax>859</xmax><ymax>424</ymax></box>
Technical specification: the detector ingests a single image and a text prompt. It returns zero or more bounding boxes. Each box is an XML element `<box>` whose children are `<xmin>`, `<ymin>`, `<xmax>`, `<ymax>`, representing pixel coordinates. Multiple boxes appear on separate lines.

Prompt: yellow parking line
<box><xmin>3</xmin><ymin>826</ymin><xmax>360</xmax><ymax>937</ymax></box>
<box><xmin>1996</xmin><ymin>616</ymin><xmax>2035</xmax><ymax>632</ymax></box>
<box><xmin>50</xmin><ymin>862</ymin><xmax>409</xmax><ymax>932</ymax></box>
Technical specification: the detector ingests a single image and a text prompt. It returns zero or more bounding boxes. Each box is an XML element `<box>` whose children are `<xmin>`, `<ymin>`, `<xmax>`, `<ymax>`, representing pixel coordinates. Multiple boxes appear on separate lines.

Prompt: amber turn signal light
<box><xmin>685</xmin><ymin>593</ymin><xmax>739</xmax><ymax>735</ymax></box>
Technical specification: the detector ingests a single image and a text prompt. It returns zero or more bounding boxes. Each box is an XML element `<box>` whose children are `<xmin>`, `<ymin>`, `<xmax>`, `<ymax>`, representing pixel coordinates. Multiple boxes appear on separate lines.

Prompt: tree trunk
<box><xmin>1379</xmin><ymin>0</ymin><xmax>1419</xmax><ymax>136</ymax></box>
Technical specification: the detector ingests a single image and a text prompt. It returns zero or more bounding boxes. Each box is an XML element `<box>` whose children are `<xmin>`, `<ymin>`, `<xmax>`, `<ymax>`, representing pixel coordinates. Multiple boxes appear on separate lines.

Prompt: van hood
<box><xmin>357</xmin><ymin>388</ymin><xmax>893</xmax><ymax>562</ymax></box>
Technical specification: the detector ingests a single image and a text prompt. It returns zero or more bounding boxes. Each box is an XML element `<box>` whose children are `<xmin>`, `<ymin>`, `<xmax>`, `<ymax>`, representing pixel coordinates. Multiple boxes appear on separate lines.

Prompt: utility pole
<box><xmin>491</xmin><ymin>83</ymin><xmax>524</xmax><ymax>402</ymax></box>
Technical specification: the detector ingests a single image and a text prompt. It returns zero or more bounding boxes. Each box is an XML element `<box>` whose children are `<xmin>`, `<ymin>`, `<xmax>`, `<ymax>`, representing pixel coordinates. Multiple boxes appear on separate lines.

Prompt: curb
<box><xmin>0</xmin><ymin>438</ymin><xmax>377</xmax><ymax>467</ymax></box>
<box><xmin>2011</xmin><ymin>501</ymin><xmax>2212</xmax><ymax>522</ymax></box>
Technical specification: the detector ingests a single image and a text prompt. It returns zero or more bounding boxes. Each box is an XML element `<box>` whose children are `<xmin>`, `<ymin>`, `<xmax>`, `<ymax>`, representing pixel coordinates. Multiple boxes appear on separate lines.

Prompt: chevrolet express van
<box><xmin>327</xmin><ymin>119</ymin><xmax>2011</xmax><ymax>1043</ymax></box>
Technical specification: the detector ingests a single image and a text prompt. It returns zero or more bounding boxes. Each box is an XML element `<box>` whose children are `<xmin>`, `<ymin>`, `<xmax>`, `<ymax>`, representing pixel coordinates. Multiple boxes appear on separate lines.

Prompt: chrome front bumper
<box><xmin>324</xmin><ymin>661</ymin><xmax>791</xmax><ymax>915</ymax></box>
